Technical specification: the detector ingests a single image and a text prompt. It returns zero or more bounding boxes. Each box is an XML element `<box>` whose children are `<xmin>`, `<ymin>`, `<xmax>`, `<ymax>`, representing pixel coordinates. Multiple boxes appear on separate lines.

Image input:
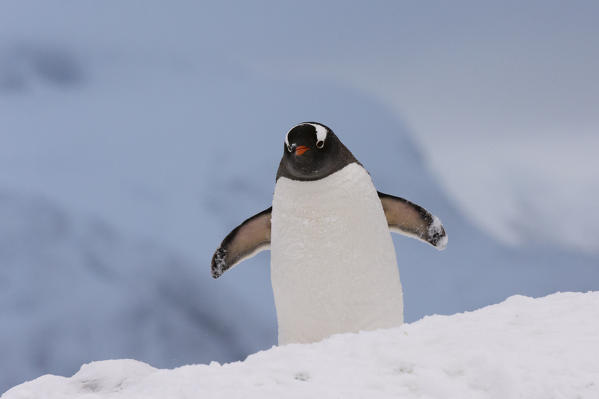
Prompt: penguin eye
<box><xmin>316</xmin><ymin>140</ymin><xmax>324</xmax><ymax>149</ymax></box>
<box><xmin>286</xmin><ymin>144</ymin><xmax>292</xmax><ymax>153</ymax></box>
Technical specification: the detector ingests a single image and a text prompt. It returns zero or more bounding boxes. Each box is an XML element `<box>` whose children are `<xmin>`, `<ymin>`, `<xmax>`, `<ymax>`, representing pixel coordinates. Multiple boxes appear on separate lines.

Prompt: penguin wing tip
<box><xmin>211</xmin><ymin>247</ymin><xmax>228</xmax><ymax>279</ymax></box>
<box><xmin>211</xmin><ymin>267</ymin><xmax>222</xmax><ymax>279</ymax></box>
<box><xmin>427</xmin><ymin>216</ymin><xmax>447</xmax><ymax>251</ymax></box>
<box><xmin>434</xmin><ymin>233</ymin><xmax>448</xmax><ymax>251</ymax></box>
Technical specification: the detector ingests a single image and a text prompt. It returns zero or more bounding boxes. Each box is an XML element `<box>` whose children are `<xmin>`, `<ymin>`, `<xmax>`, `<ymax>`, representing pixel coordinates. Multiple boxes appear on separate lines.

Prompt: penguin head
<box><xmin>277</xmin><ymin>122</ymin><xmax>358</xmax><ymax>181</ymax></box>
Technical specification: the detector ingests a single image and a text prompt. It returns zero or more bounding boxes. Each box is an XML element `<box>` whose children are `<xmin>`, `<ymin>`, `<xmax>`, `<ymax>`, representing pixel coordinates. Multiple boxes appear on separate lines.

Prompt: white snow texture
<box><xmin>4</xmin><ymin>292</ymin><xmax>598</xmax><ymax>399</ymax></box>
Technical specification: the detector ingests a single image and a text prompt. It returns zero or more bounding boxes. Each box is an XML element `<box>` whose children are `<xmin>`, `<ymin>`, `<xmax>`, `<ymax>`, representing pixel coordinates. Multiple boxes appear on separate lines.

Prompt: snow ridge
<box><xmin>4</xmin><ymin>292</ymin><xmax>598</xmax><ymax>399</ymax></box>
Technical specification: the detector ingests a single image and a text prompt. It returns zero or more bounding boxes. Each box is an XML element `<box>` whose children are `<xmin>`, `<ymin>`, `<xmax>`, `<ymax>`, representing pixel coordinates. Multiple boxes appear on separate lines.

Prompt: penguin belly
<box><xmin>271</xmin><ymin>163</ymin><xmax>404</xmax><ymax>345</ymax></box>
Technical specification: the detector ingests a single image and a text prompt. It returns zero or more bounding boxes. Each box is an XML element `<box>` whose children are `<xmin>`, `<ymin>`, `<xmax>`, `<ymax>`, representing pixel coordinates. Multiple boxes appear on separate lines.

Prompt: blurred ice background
<box><xmin>1</xmin><ymin>0</ymin><xmax>598</xmax><ymax>392</ymax></box>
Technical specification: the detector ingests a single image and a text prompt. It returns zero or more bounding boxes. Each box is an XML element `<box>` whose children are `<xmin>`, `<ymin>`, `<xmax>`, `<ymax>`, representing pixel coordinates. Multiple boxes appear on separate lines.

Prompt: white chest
<box><xmin>270</xmin><ymin>163</ymin><xmax>404</xmax><ymax>344</ymax></box>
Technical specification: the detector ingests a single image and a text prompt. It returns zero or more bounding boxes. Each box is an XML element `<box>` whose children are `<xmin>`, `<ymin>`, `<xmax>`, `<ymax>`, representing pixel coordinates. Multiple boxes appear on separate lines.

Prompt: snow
<box><xmin>4</xmin><ymin>291</ymin><xmax>599</xmax><ymax>398</ymax></box>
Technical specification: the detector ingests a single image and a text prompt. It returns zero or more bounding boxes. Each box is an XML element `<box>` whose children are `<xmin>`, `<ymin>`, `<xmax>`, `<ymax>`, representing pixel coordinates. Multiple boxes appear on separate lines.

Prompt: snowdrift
<box><xmin>4</xmin><ymin>292</ymin><xmax>598</xmax><ymax>399</ymax></box>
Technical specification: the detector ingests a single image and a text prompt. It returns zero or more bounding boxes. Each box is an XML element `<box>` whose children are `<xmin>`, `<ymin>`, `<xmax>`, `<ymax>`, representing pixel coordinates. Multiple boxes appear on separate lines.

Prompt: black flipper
<box><xmin>211</xmin><ymin>207</ymin><xmax>272</xmax><ymax>279</ymax></box>
<box><xmin>378</xmin><ymin>192</ymin><xmax>447</xmax><ymax>250</ymax></box>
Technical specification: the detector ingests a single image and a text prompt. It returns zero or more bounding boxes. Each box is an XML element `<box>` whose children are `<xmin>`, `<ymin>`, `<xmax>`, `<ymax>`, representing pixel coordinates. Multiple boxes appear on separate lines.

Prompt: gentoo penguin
<box><xmin>211</xmin><ymin>122</ymin><xmax>447</xmax><ymax>345</ymax></box>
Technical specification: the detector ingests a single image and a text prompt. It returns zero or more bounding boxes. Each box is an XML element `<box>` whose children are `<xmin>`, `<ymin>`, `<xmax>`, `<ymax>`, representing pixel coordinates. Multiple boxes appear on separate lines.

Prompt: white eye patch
<box><xmin>309</xmin><ymin>123</ymin><xmax>328</xmax><ymax>144</ymax></box>
<box><xmin>285</xmin><ymin>122</ymin><xmax>328</xmax><ymax>148</ymax></box>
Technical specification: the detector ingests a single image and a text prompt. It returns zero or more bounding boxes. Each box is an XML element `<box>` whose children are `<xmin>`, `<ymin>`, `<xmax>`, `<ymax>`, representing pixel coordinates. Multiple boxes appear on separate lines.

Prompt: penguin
<box><xmin>211</xmin><ymin>122</ymin><xmax>447</xmax><ymax>345</ymax></box>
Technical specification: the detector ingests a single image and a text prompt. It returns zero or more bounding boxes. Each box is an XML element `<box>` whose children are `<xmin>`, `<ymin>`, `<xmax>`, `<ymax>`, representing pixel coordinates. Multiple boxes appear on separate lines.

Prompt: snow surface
<box><xmin>4</xmin><ymin>291</ymin><xmax>599</xmax><ymax>398</ymax></box>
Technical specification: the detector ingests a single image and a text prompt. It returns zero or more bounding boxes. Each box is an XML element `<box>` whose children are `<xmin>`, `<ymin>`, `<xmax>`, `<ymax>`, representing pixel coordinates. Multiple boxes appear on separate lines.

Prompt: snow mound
<box><xmin>4</xmin><ymin>292</ymin><xmax>598</xmax><ymax>399</ymax></box>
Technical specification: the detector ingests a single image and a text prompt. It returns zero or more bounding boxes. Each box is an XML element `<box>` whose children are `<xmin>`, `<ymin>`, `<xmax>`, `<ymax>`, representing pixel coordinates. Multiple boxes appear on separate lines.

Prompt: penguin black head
<box><xmin>276</xmin><ymin>122</ymin><xmax>359</xmax><ymax>181</ymax></box>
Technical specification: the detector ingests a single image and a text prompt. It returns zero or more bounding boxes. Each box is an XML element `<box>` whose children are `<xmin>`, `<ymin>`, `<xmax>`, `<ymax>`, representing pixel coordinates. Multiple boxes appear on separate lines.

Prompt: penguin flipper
<box><xmin>211</xmin><ymin>207</ymin><xmax>272</xmax><ymax>279</ymax></box>
<box><xmin>378</xmin><ymin>192</ymin><xmax>447</xmax><ymax>250</ymax></box>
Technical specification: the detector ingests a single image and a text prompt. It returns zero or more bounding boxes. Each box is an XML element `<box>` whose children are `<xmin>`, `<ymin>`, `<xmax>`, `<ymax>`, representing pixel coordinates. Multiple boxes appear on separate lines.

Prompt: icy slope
<box><xmin>4</xmin><ymin>292</ymin><xmax>599</xmax><ymax>399</ymax></box>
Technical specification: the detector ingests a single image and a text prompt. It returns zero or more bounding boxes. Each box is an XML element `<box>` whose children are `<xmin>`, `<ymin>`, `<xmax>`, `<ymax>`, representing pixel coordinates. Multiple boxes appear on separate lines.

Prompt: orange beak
<box><xmin>295</xmin><ymin>145</ymin><xmax>310</xmax><ymax>156</ymax></box>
